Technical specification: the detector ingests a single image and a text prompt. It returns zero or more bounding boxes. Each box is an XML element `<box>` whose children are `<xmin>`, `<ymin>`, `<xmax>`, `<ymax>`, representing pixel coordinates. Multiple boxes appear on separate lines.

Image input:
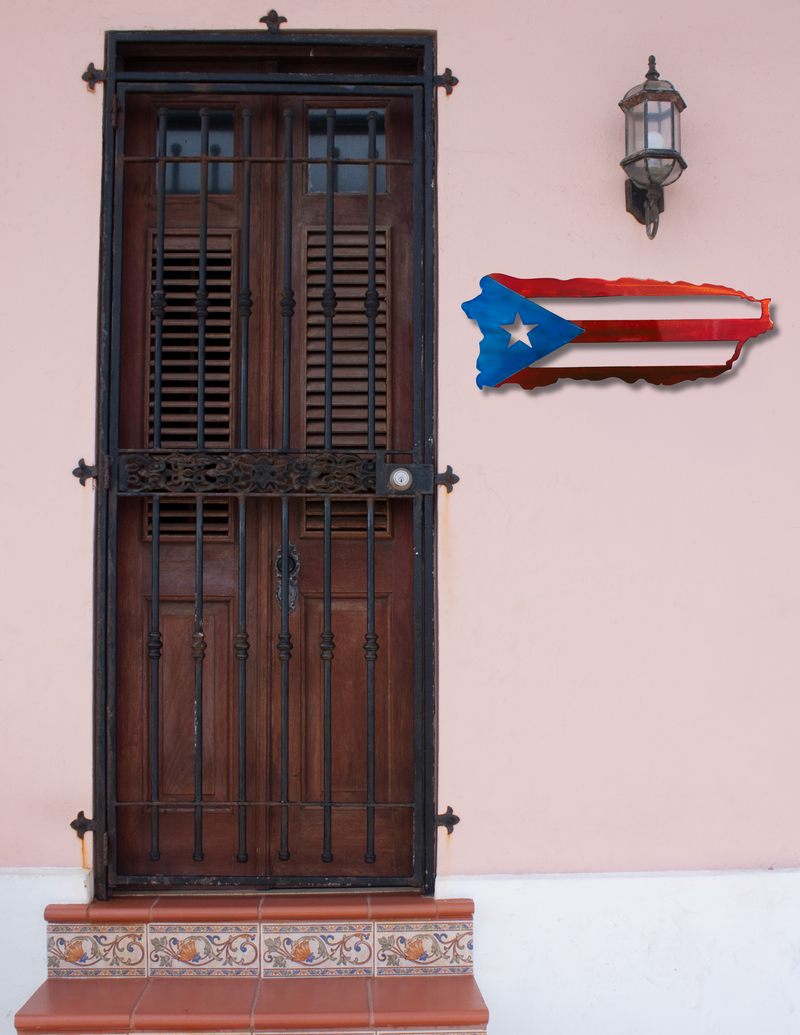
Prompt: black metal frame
<box><xmin>92</xmin><ymin>27</ymin><xmax>438</xmax><ymax>898</ymax></box>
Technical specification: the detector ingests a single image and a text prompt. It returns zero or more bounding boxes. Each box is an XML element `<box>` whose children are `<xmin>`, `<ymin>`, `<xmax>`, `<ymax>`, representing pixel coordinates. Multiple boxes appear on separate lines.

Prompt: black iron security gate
<box><xmin>86</xmin><ymin>25</ymin><xmax>445</xmax><ymax>898</ymax></box>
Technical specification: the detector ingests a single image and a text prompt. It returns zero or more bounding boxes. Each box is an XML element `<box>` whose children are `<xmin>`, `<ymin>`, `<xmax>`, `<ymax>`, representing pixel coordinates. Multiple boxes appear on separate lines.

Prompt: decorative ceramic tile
<box><xmin>148</xmin><ymin>924</ymin><xmax>259</xmax><ymax>976</ymax></box>
<box><xmin>47</xmin><ymin>924</ymin><xmax>146</xmax><ymax>977</ymax></box>
<box><xmin>375</xmin><ymin>921</ymin><xmax>473</xmax><ymax>976</ymax></box>
<box><xmin>261</xmin><ymin>922</ymin><xmax>373</xmax><ymax>977</ymax></box>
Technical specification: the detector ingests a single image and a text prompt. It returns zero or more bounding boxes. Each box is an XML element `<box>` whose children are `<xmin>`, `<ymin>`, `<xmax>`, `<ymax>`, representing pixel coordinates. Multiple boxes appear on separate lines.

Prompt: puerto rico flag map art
<box><xmin>462</xmin><ymin>275</ymin><xmax>773</xmax><ymax>390</ymax></box>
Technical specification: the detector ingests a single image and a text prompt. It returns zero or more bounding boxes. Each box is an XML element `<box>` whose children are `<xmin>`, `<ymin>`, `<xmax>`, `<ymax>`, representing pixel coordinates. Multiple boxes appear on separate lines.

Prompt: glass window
<box><xmin>163</xmin><ymin>110</ymin><xmax>234</xmax><ymax>194</ymax></box>
<box><xmin>308</xmin><ymin>109</ymin><xmax>386</xmax><ymax>193</ymax></box>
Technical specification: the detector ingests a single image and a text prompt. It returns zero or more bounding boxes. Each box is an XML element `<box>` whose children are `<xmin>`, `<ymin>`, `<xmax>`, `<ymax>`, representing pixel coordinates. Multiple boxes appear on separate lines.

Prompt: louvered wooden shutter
<box><xmin>304</xmin><ymin>228</ymin><xmax>389</xmax><ymax>534</ymax></box>
<box><xmin>147</xmin><ymin>234</ymin><xmax>234</xmax><ymax>538</ymax></box>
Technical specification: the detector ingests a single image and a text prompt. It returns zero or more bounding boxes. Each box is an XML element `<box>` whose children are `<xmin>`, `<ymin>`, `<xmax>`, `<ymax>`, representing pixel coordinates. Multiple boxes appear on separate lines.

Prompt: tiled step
<box><xmin>16</xmin><ymin>975</ymin><xmax>488</xmax><ymax>1033</ymax></box>
<box><xmin>16</xmin><ymin>896</ymin><xmax>488</xmax><ymax>1035</ymax></box>
<box><xmin>42</xmin><ymin>895</ymin><xmax>474</xmax><ymax>979</ymax></box>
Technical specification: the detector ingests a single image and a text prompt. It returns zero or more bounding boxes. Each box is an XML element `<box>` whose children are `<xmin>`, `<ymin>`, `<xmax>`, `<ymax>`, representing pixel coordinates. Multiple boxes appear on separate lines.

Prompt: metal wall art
<box><xmin>462</xmin><ymin>275</ymin><xmax>773</xmax><ymax>390</ymax></box>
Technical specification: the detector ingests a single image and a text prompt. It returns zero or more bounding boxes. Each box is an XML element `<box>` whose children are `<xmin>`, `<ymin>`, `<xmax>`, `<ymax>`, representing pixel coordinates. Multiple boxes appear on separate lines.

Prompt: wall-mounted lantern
<box><xmin>619</xmin><ymin>56</ymin><xmax>686</xmax><ymax>239</ymax></box>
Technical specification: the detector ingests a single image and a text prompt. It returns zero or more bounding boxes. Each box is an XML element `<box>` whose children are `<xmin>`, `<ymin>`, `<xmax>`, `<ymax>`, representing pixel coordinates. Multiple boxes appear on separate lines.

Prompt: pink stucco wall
<box><xmin>1</xmin><ymin>0</ymin><xmax>798</xmax><ymax>873</ymax></box>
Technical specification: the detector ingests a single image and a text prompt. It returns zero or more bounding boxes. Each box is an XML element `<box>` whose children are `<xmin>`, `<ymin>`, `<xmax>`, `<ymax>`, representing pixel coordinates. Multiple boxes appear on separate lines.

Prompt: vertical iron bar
<box><xmin>366</xmin><ymin>111</ymin><xmax>378</xmax><ymax>453</ymax></box>
<box><xmin>239</xmin><ymin>110</ymin><xmax>253</xmax><ymax>448</ymax></box>
<box><xmin>192</xmin><ymin>499</ymin><xmax>205</xmax><ymax>861</ymax></box>
<box><xmin>278</xmin><ymin>497</ymin><xmax>292</xmax><ymax>860</ymax></box>
<box><xmin>281</xmin><ymin>109</ymin><xmax>295</xmax><ymax>451</ymax></box>
<box><xmin>321</xmin><ymin>496</ymin><xmax>334</xmax><ymax>862</ymax></box>
<box><xmin>323</xmin><ymin>109</ymin><xmax>337</xmax><ymax>451</ymax></box>
<box><xmin>196</xmin><ymin>109</ymin><xmax>210</xmax><ymax>449</ymax></box>
<box><xmin>153</xmin><ymin>109</ymin><xmax>167</xmax><ymax>450</ymax></box>
<box><xmin>364</xmin><ymin>496</ymin><xmax>377</xmax><ymax>863</ymax></box>
<box><xmin>235</xmin><ymin>498</ymin><xmax>249</xmax><ymax>863</ymax></box>
<box><xmin>148</xmin><ymin>497</ymin><xmax>162</xmax><ymax>860</ymax></box>
<box><xmin>321</xmin><ymin>109</ymin><xmax>337</xmax><ymax>863</ymax></box>
<box><xmin>235</xmin><ymin>109</ymin><xmax>253</xmax><ymax>866</ymax></box>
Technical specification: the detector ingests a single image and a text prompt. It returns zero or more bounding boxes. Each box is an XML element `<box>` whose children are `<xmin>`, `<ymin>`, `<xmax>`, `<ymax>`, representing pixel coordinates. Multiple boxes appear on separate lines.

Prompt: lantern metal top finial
<box><xmin>645</xmin><ymin>55</ymin><xmax>660</xmax><ymax>81</ymax></box>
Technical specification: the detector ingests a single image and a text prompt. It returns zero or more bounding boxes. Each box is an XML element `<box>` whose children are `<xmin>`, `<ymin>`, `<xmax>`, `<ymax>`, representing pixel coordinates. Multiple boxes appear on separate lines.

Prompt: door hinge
<box><xmin>434</xmin><ymin>68</ymin><xmax>459</xmax><ymax>95</ymax></box>
<box><xmin>70</xmin><ymin>810</ymin><xmax>97</xmax><ymax>840</ymax></box>
<box><xmin>435</xmin><ymin>806</ymin><xmax>460</xmax><ymax>834</ymax></box>
<box><xmin>81</xmin><ymin>62</ymin><xmax>107</xmax><ymax>91</ymax></box>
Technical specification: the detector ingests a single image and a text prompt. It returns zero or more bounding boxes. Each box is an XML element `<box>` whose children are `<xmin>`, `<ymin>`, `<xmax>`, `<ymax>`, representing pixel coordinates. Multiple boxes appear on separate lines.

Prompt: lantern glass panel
<box><xmin>644</xmin><ymin>99</ymin><xmax>675</xmax><ymax>150</ymax></box>
<box><xmin>626</xmin><ymin>102</ymin><xmax>645</xmax><ymax>154</ymax></box>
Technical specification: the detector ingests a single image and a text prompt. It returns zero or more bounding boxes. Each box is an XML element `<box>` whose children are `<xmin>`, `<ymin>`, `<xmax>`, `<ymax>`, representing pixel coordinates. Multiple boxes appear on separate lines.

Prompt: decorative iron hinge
<box><xmin>434</xmin><ymin>68</ymin><xmax>459</xmax><ymax>95</ymax></box>
<box><xmin>435</xmin><ymin>806</ymin><xmax>460</xmax><ymax>834</ymax></box>
<box><xmin>259</xmin><ymin>9</ymin><xmax>287</xmax><ymax>33</ymax></box>
<box><xmin>81</xmin><ymin>62</ymin><xmax>107</xmax><ymax>91</ymax></box>
<box><xmin>70</xmin><ymin>811</ymin><xmax>97</xmax><ymax>840</ymax></box>
<box><xmin>435</xmin><ymin>465</ymin><xmax>460</xmax><ymax>493</ymax></box>
<box><xmin>72</xmin><ymin>458</ymin><xmax>97</xmax><ymax>486</ymax></box>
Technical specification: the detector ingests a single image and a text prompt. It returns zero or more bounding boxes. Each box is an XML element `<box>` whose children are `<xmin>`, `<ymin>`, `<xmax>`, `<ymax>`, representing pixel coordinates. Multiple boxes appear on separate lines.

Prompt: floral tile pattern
<box><xmin>148</xmin><ymin>924</ymin><xmax>259</xmax><ymax>976</ymax></box>
<box><xmin>375</xmin><ymin>921</ymin><xmax>473</xmax><ymax>976</ymax></box>
<box><xmin>262</xmin><ymin>922</ymin><xmax>373</xmax><ymax>977</ymax></box>
<box><xmin>47</xmin><ymin>924</ymin><xmax>147</xmax><ymax>977</ymax></box>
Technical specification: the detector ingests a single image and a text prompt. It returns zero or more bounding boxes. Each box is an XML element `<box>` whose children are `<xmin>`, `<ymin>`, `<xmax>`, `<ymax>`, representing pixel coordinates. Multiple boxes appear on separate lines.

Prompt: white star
<box><xmin>500</xmin><ymin>312</ymin><xmax>538</xmax><ymax>348</ymax></box>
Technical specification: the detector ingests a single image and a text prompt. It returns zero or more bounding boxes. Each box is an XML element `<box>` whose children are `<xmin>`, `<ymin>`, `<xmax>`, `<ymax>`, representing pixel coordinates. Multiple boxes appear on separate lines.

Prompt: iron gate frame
<box><xmin>91</xmin><ymin>27</ymin><xmax>439</xmax><ymax>899</ymax></box>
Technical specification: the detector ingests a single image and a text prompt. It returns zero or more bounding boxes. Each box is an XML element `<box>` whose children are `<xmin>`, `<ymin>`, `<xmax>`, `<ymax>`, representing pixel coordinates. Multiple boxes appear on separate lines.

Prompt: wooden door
<box><xmin>113</xmin><ymin>87</ymin><xmax>418</xmax><ymax>887</ymax></box>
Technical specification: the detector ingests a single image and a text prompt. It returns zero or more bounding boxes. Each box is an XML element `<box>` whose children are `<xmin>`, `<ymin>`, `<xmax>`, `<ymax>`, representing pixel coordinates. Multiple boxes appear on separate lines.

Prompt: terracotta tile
<box><xmin>43</xmin><ymin>904</ymin><xmax>89</xmax><ymax>924</ymax></box>
<box><xmin>370</xmin><ymin>974</ymin><xmax>489</xmax><ymax>1028</ymax></box>
<box><xmin>375</xmin><ymin>921</ymin><xmax>472</xmax><ymax>976</ymax></box>
<box><xmin>252</xmin><ymin>975</ymin><xmax>371</xmax><ymax>1028</ymax></box>
<box><xmin>262</xmin><ymin>923</ymin><xmax>372</xmax><ymax>977</ymax></box>
<box><xmin>150</xmin><ymin>895</ymin><xmax>262</xmax><ymax>923</ymax></box>
<box><xmin>15</xmin><ymin>976</ymin><xmax>147</xmax><ymax>1032</ymax></box>
<box><xmin>367</xmin><ymin>893</ymin><xmax>438</xmax><ymax>920</ymax></box>
<box><xmin>149</xmin><ymin>924</ymin><xmax>260</xmax><ymax>976</ymax></box>
<box><xmin>131</xmin><ymin>977</ymin><xmax>258</xmax><ymax>1031</ymax></box>
<box><xmin>47</xmin><ymin>924</ymin><xmax>147</xmax><ymax>978</ymax></box>
<box><xmin>259</xmin><ymin>894</ymin><xmax>371</xmax><ymax>921</ymax></box>
<box><xmin>87</xmin><ymin>897</ymin><xmax>158</xmax><ymax>924</ymax></box>
<box><xmin>436</xmin><ymin>897</ymin><xmax>475</xmax><ymax>919</ymax></box>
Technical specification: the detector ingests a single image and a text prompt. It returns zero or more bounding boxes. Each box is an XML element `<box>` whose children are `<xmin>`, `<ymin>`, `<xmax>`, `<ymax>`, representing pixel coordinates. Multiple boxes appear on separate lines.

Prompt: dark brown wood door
<box><xmin>113</xmin><ymin>89</ymin><xmax>418</xmax><ymax>886</ymax></box>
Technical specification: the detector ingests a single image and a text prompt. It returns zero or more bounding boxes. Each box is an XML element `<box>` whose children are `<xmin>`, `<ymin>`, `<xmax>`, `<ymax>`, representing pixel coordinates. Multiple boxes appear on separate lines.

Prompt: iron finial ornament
<box><xmin>435</xmin><ymin>465</ymin><xmax>460</xmax><ymax>492</ymax></box>
<box><xmin>435</xmin><ymin>68</ymin><xmax>459</xmax><ymax>95</ymax></box>
<box><xmin>259</xmin><ymin>10</ymin><xmax>287</xmax><ymax>33</ymax></box>
<box><xmin>435</xmin><ymin>806</ymin><xmax>460</xmax><ymax>834</ymax></box>
<box><xmin>73</xmin><ymin>458</ymin><xmax>98</xmax><ymax>485</ymax></box>
<box><xmin>70</xmin><ymin>811</ymin><xmax>97</xmax><ymax>840</ymax></box>
<box><xmin>81</xmin><ymin>62</ymin><xmax>107</xmax><ymax>91</ymax></box>
<box><xmin>645</xmin><ymin>54</ymin><xmax>660</xmax><ymax>80</ymax></box>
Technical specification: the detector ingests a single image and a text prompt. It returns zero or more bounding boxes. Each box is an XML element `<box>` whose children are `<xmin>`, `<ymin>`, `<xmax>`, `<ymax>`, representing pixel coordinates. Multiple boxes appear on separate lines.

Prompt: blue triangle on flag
<box><xmin>462</xmin><ymin>276</ymin><xmax>585</xmax><ymax>388</ymax></box>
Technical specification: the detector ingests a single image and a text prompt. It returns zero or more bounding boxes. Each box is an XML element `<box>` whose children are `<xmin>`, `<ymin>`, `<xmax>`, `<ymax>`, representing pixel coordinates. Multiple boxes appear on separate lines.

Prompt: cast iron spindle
<box><xmin>196</xmin><ymin>109</ymin><xmax>210</xmax><ymax>449</ymax></box>
<box><xmin>278</xmin><ymin>497</ymin><xmax>292</xmax><ymax>860</ymax></box>
<box><xmin>147</xmin><ymin>109</ymin><xmax>168</xmax><ymax>863</ymax></box>
<box><xmin>148</xmin><ymin>496</ymin><xmax>162</xmax><ymax>861</ymax></box>
<box><xmin>192</xmin><ymin>500</ymin><xmax>206</xmax><ymax>861</ymax></box>
<box><xmin>153</xmin><ymin>109</ymin><xmax>167</xmax><ymax>450</ymax></box>
<box><xmin>366</xmin><ymin>111</ymin><xmax>379</xmax><ymax>453</ymax></box>
<box><xmin>281</xmin><ymin>108</ymin><xmax>295</xmax><ymax>449</ymax></box>
<box><xmin>235</xmin><ymin>498</ymin><xmax>249</xmax><ymax>863</ymax></box>
<box><xmin>321</xmin><ymin>496</ymin><xmax>334</xmax><ymax>862</ymax></box>
<box><xmin>364</xmin><ymin>495</ymin><xmax>377</xmax><ymax>863</ymax></box>
<box><xmin>278</xmin><ymin>108</ymin><xmax>296</xmax><ymax>862</ymax></box>
<box><xmin>239</xmin><ymin>110</ymin><xmax>253</xmax><ymax>446</ymax></box>
<box><xmin>323</xmin><ymin>109</ymin><xmax>337</xmax><ymax>451</ymax></box>
<box><xmin>235</xmin><ymin>110</ymin><xmax>253</xmax><ymax>865</ymax></box>
<box><xmin>364</xmin><ymin>111</ymin><xmax>380</xmax><ymax>864</ymax></box>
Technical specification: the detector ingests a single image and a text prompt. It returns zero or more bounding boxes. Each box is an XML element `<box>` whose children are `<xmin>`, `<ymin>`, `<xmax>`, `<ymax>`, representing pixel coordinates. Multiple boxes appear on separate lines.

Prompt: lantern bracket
<box><xmin>625</xmin><ymin>179</ymin><xmax>664</xmax><ymax>226</ymax></box>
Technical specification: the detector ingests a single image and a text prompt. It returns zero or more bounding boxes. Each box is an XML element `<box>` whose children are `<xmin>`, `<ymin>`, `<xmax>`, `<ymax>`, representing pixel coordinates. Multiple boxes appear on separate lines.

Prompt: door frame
<box><xmin>91</xmin><ymin>26</ymin><xmax>439</xmax><ymax>899</ymax></box>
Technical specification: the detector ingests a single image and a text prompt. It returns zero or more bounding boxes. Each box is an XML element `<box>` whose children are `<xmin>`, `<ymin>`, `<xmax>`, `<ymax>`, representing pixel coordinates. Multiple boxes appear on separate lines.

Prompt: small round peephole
<box><xmin>388</xmin><ymin>467</ymin><xmax>412</xmax><ymax>490</ymax></box>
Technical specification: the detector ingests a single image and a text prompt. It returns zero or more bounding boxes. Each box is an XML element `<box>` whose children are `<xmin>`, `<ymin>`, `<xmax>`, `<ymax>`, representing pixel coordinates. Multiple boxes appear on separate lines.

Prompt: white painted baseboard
<box><xmin>438</xmin><ymin>870</ymin><xmax>800</xmax><ymax>1035</ymax></box>
<box><xmin>0</xmin><ymin>869</ymin><xmax>91</xmax><ymax>1035</ymax></box>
